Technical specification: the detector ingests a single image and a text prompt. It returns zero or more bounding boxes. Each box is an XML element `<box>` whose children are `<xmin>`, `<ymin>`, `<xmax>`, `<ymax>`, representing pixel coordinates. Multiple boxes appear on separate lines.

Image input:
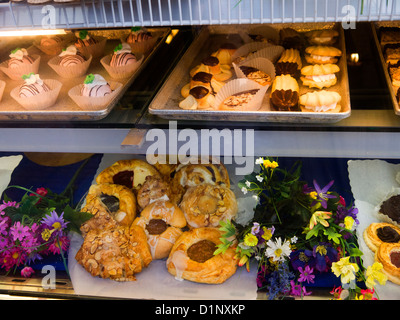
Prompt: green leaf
<box><xmin>348</xmin><ymin>247</ymin><xmax>364</xmax><ymax>258</ymax></box>
<box><xmin>63</xmin><ymin>205</ymin><xmax>92</xmax><ymax>234</ymax></box>
<box><xmin>323</xmin><ymin>227</ymin><xmax>342</xmax><ymax>244</ymax></box>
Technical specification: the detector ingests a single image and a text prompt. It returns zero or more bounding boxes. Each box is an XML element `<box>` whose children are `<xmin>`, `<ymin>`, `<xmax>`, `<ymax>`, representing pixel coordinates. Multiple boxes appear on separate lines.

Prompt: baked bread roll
<box><xmin>75</xmin><ymin>224</ymin><xmax>152</xmax><ymax>281</ymax></box>
<box><xmin>96</xmin><ymin>159</ymin><xmax>160</xmax><ymax>191</ymax></box>
<box><xmin>305</xmin><ymin>46</ymin><xmax>342</xmax><ymax>64</ymax></box>
<box><xmin>299</xmin><ymin>90</ymin><xmax>341</xmax><ymax>113</ymax></box>
<box><xmin>180</xmin><ymin>183</ymin><xmax>237</xmax><ymax>228</ymax></box>
<box><xmin>375</xmin><ymin>242</ymin><xmax>400</xmax><ymax>285</ymax></box>
<box><xmin>364</xmin><ymin>222</ymin><xmax>400</xmax><ymax>252</ymax></box>
<box><xmin>166</xmin><ymin>227</ymin><xmax>238</xmax><ymax>284</ymax></box>
<box><xmin>300</xmin><ymin>64</ymin><xmax>340</xmax><ymax>89</ymax></box>
<box><xmin>137</xmin><ymin>175</ymin><xmax>173</xmax><ymax>209</ymax></box>
<box><xmin>81</xmin><ymin>183</ymin><xmax>137</xmax><ymax>234</ymax></box>
<box><xmin>134</xmin><ymin>200</ymin><xmax>186</xmax><ymax>259</ymax></box>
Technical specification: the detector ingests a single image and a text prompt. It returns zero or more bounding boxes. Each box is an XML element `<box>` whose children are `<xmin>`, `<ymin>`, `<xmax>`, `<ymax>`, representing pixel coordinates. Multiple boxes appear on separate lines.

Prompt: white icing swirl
<box><xmin>59</xmin><ymin>45</ymin><xmax>78</xmax><ymax>57</ymax></box>
<box><xmin>114</xmin><ymin>43</ymin><xmax>132</xmax><ymax>55</ymax></box>
<box><xmin>9</xmin><ymin>48</ymin><xmax>29</xmax><ymax>61</ymax></box>
<box><xmin>84</xmin><ymin>74</ymin><xmax>108</xmax><ymax>88</ymax></box>
<box><xmin>24</xmin><ymin>74</ymin><xmax>43</xmax><ymax>86</ymax></box>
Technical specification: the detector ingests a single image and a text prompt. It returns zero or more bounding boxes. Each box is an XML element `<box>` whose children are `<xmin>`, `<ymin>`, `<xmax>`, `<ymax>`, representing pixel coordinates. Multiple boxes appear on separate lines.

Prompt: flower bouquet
<box><xmin>0</xmin><ymin>161</ymin><xmax>92</xmax><ymax>278</ymax></box>
<box><xmin>217</xmin><ymin>157</ymin><xmax>387</xmax><ymax>300</ymax></box>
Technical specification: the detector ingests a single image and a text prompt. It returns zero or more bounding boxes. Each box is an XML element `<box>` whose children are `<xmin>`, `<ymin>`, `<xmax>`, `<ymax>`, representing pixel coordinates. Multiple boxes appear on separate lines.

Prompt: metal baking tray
<box><xmin>149</xmin><ymin>23</ymin><xmax>351</xmax><ymax>123</ymax></box>
<box><xmin>371</xmin><ymin>21</ymin><xmax>400</xmax><ymax>116</ymax></box>
<box><xmin>0</xmin><ymin>28</ymin><xmax>170</xmax><ymax>121</ymax></box>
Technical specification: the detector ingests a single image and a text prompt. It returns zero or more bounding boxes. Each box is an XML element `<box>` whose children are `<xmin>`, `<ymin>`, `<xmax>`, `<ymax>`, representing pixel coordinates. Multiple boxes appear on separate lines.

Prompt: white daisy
<box><xmin>265</xmin><ymin>238</ymin><xmax>291</xmax><ymax>262</ymax></box>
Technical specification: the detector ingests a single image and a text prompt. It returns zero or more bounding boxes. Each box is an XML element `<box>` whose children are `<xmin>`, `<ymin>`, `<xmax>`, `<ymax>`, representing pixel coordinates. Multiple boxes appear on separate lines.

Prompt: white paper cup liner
<box><xmin>100</xmin><ymin>53</ymin><xmax>144</xmax><ymax>79</ymax></box>
<box><xmin>0</xmin><ymin>55</ymin><xmax>41</xmax><ymax>81</ymax></box>
<box><xmin>68</xmin><ymin>81</ymin><xmax>123</xmax><ymax>110</ymax></box>
<box><xmin>214</xmin><ymin>78</ymin><xmax>267</xmax><ymax>111</ymax></box>
<box><xmin>33</xmin><ymin>34</ymin><xmax>74</xmax><ymax>55</ymax></box>
<box><xmin>10</xmin><ymin>79</ymin><xmax>62</xmax><ymax>110</ymax></box>
<box><xmin>0</xmin><ymin>80</ymin><xmax>5</xmax><ymax>102</ymax></box>
<box><xmin>374</xmin><ymin>187</ymin><xmax>400</xmax><ymax>228</ymax></box>
<box><xmin>245</xmin><ymin>45</ymin><xmax>285</xmax><ymax>63</ymax></box>
<box><xmin>123</xmin><ymin>31</ymin><xmax>162</xmax><ymax>54</ymax></box>
<box><xmin>48</xmin><ymin>54</ymin><xmax>92</xmax><ymax>79</ymax></box>
<box><xmin>233</xmin><ymin>57</ymin><xmax>276</xmax><ymax>87</ymax></box>
<box><xmin>231</xmin><ymin>42</ymin><xmax>274</xmax><ymax>64</ymax></box>
<box><xmin>246</xmin><ymin>25</ymin><xmax>280</xmax><ymax>44</ymax></box>
<box><xmin>76</xmin><ymin>36</ymin><xmax>107</xmax><ymax>59</ymax></box>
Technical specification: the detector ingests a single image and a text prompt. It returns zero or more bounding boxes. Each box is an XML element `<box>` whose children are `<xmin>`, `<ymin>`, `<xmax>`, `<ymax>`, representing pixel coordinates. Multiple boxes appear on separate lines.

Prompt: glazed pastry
<box><xmin>58</xmin><ymin>45</ymin><xmax>86</xmax><ymax>67</ymax></box>
<box><xmin>364</xmin><ymin>222</ymin><xmax>400</xmax><ymax>253</ymax></box>
<box><xmin>299</xmin><ymin>90</ymin><xmax>341</xmax><ymax>113</ymax></box>
<box><xmin>8</xmin><ymin>48</ymin><xmax>34</xmax><ymax>69</ymax></box>
<box><xmin>218</xmin><ymin>89</ymin><xmax>260</xmax><ymax>111</ymax></box>
<box><xmin>133</xmin><ymin>200</ymin><xmax>186</xmax><ymax>260</ymax></box>
<box><xmin>270</xmin><ymin>74</ymin><xmax>299</xmax><ymax>111</ymax></box>
<box><xmin>166</xmin><ymin>227</ymin><xmax>238</xmax><ymax>284</ymax></box>
<box><xmin>136</xmin><ymin>175</ymin><xmax>173</xmax><ymax>209</ymax></box>
<box><xmin>280</xmin><ymin>28</ymin><xmax>304</xmax><ymax>50</ymax></box>
<box><xmin>19</xmin><ymin>73</ymin><xmax>50</xmax><ymax>98</ymax></box>
<box><xmin>81</xmin><ymin>183</ymin><xmax>137</xmax><ymax>228</ymax></box>
<box><xmin>80</xmin><ymin>74</ymin><xmax>112</xmax><ymax>97</ymax></box>
<box><xmin>180</xmin><ymin>183</ymin><xmax>237</xmax><ymax>228</ymax></box>
<box><xmin>239</xmin><ymin>66</ymin><xmax>272</xmax><ymax>86</ymax></box>
<box><xmin>190</xmin><ymin>56</ymin><xmax>232</xmax><ymax>82</ymax></box>
<box><xmin>306</xmin><ymin>29</ymin><xmax>339</xmax><ymax>45</ymax></box>
<box><xmin>305</xmin><ymin>46</ymin><xmax>342</xmax><ymax>64</ymax></box>
<box><xmin>110</xmin><ymin>43</ymin><xmax>137</xmax><ymax>67</ymax></box>
<box><xmin>300</xmin><ymin>64</ymin><xmax>340</xmax><ymax>89</ymax></box>
<box><xmin>96</xmin><ymin>159</ymin><xmax>161</xmax><ymax>191</ymax></box>
<box><xmin>75</xmin><ymin>30</ymin><xmax>98</xmax><ymax>47</ymax></box>
<box><xmin>179</xmin><ymin>86</ymin><xmax>215</xmax><ymax>110</ymax></box>
<box><xmin>378</xmin><ymin>194</ymin><xmax>400</xmax><ymax>226</ymax></box>
<box><xmin>375</xmin><ymin>242</ymin><xmax>400</xmax><ymax>285</ymax></box>
<box><xmin>75</xmin><ymin>224</ymin><xmax>152</xmax><ymax>281</ymax></box>
<box><xmin>126</xmin><ymin>27</ymin><xmax>153</xmax><ymax>43</ymax></box>
<box><xmin>211</xmin><ymin>43</ymin><xmax>237</xmax><ymax>65</ymax></box>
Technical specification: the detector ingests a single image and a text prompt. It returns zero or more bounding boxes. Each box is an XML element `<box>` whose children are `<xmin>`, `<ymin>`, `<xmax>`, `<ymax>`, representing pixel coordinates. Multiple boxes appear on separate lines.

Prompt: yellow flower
<box><xmin>309</xmin><ymin>211</ymin><xmax>332</xmax><ymax>230</ymax></box>
<box><xmin>344</xmin><ymin>216</ymin><xmax>355</xmax><ymax>230</ymax></box>
<box><xmin>331</xmin><ymin>256</ymin><xmax>359</xmax><ymax>284</ymax></box>
<box><xmin>261</xmin><ymin>227</ymin><xmax>273</xmax><ymax>241</ymax></box>
<box><xmin>243</xmin><ymin>233</ymin><xmax>258</xmax><ymax>247</ymax></box>
<box><xmin>263</xmin><ymin>160</ymin><xmax>278</xmax><ymax>169</ymax></box>
<box><xmin>309</xmin><ymin>191</ymin><xmax>318</xmax><ymax>200</ymax></box>
<box><xmin>365</xmin><ymin>262</ymin><xmax>387</xmax><ymax>289</ymax></box>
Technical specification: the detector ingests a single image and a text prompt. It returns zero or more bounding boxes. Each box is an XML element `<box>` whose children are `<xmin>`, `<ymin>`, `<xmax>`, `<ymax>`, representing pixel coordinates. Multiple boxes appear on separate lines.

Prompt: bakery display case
<box><xmin>0</xmin><ymin>0</ymin><xmax>400</xmax><ymax>301</ymax></box>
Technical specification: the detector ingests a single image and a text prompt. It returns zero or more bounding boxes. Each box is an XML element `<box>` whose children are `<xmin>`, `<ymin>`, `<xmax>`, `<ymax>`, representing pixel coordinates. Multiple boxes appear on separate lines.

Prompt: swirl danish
<box><xmin>375</xmin><ymin>242</ymin><xmax>400</xmax><ymax>285</ymax></box>
<box><xmin>363</xmin><ymin>222</ymin><xmax>400</xmax><ymax>252</ymax></box>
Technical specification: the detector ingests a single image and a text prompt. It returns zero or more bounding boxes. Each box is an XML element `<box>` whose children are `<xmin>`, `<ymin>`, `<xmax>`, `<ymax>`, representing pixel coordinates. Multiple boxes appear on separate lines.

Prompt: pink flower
<box><xmin>0</xmin><ymin>201</ymin><xmax>19</xmax><ymax>215</ymax></box>
<box><xmin>298</xmin><ymin>265</ymin><xmax>315</xmax><ymax>284</ymax></box>
<box><xmin>289</xmin><ymin>280</ymin><xmax>312</xmax><ymax>297</ymax></box>
<box><xmin>1</xmin><ymin>247</ymin><xmax>26</xmax><ymax>271</ymax></box>
<box><xmin>21</xmin><ymin>266</ymin><xmax>34</xmax><ymax>278</ymax></box>
<box><xmin>47</xmin><ymin>235</ymin><xmax>69</xmax><ymax>255</ymax></box>
<box><xmin>10</xmin><ymin>221</ymin><xmax>30</xmax><ymax>242</ymax></box>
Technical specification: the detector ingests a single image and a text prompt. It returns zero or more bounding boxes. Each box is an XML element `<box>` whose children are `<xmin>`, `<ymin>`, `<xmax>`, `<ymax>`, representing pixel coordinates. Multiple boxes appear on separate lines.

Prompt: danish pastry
<box><xmin>364</xmin><ymin>222</ymin><xmax>400</xmax><ymax>253</ymax></box>
<box><xmin>136</xmin><ymin>175</ymin><xmax>173</xmax><ymax>209</ymax></box>
<box><xmin>96</xmin><ymin>159</ymin><xmax>160</xmax><ymax>191</ymax></box>
<box><xmin>166</xmin><ymin>227</ymin><xmax>238</xmax><ymax>284</ymax></box>
<box><xmin>299</xmin><ymin>90</ymin><xmax>341</xmax><ymax>113</ymax></box>
<box><xmin>375</xmin><ymin>242</ymin><xmax>400</xmax><ymax>285</ymax></box>
<box><xmin>81</xmin><ymin>183</ymin><xmax>137</xmax><ymax>230</ymax></box>
<box><xmin>133</xmin><ymin>200</ymin><xmax>186</xmax><ymax>260</ymax></box>
<box><xmin>180</xmin><ymin>183</ymin><xmax>237</xmax><ymax>228</ymax></box>
<box><xmin>305</xmin><ymin>46</ymin><xmax>342</xmax><ymax>64</ymax></box>
<box><xmin>300</xmin><ymin>64</ymin><xmax>340</xmax><ymax>89</ymax></box>
<box><xmin>75</xmin><ymin>224</ymin><xmax>152</xmax><ymax>281</ymax></box>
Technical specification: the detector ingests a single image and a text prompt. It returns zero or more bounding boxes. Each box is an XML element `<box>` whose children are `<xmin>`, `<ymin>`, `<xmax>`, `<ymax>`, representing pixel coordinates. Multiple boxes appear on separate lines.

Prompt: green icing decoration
<box><xmin>22</xmin><ymin>72</ymin><xmax>35</xmax><ymax>80</ymax></box>
<box><xmin>114</xmin><ymin>43</ymin><xmax>123</xmax><ymax>52</ymax></box>
<box><xmin>84</xmin><ymin>74</ymin><xmax>95</xmax><ymax>84</ymax></box>
<box><xmin>79</xmin><ymin>30</ymin><xmax>89</xmax><ymax>40</ymax></box>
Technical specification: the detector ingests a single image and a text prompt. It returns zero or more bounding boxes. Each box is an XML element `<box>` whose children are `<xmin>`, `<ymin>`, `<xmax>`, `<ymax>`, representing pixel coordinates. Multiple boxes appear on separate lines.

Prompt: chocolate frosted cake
<box><xmin>379</xmin><ymin>195</ymin><xmax>400</xmax><ymax>224</ymax></box>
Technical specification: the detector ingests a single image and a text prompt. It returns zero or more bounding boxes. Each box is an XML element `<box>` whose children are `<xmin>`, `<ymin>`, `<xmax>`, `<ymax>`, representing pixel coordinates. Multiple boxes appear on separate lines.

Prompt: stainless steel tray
<box><xmin>149</xmin><ymin>23</ymin><xmax>351</xmax><ymax>123</ymax></box>
<box><xmin>371</xmin><ymin>21</ymin><xmax>400</xmax><ymax>116</ymax></box>
<box><xmin>0</xmin><ymin>28</ymin><xmax>170</xmax><ymax>121</ymax></box>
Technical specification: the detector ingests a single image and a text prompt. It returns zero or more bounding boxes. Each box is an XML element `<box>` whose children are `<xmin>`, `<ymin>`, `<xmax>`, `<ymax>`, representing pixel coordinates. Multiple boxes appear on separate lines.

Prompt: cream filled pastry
<box><xmin>300</xmin><ymin>64</ymin><xmax>340</xmax><ymax>89</ymax></box>
<box><xmin>58</xmin><ymin>45</ymin><xmax>86</xmax><ymax>67</ymax></box>
<box><xmin>299</xmin><ymin>90</ymin><xmax>341</xmax><ymax>113</ymax></box>
<box><xmin>19</xmin><ymin>73</ymin><xmax>50</xmax><ymax>98</ymax></box>
<box><xmin>305</xmin><ymin>46</ymin><xmax>342</xmax><ymax>64</ymax></box>
<box><xmin>179</xmin><ymin>86</ymin><xmax>215</xmax><ymax>110</ymax></box>
<box><xmin>8</xmin><ymin>48</ymin><xmax>34</xmax><ymax>69</ymax></box>
<box><xmin>190</xmin><ymin>56</ymin><xmax>232</xmax><ymax>82</ymax></box>
<box><xmin>80</xmin><ymin>74</ymin><xmax>112</xmax><ymax>97</ymax></box>
<box><xmin>110</xmin><ymin>43</ymin><xmax>137</xmax><ymax>67</ymax></box>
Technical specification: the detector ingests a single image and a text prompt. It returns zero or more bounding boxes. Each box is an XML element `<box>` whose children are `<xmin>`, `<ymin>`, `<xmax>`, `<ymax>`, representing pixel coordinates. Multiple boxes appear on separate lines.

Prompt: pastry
<box><xmin>306</xmin><ymin>29</ymin><xmax>339</xmax><ymax>45</ymax></box>
<box><xmin>305</xmin><ymin>46</ymin><xmax>342</xmax><ymax>64</ymax></box>
<box><xmin>270</xmin><ymin>74</ymin><xmax>299</xmax><ymax>111</ymax></box>
<box><xmin>280</xmin><ymin>28</ymin><xmax>304</xmax><ymax>50</ymax></box>
<box><xmin>58</xmin><ymin>45</ymin><xmax>86</xmax><ymax>67</ymax></box>
<box><xmin>180</xmin><ymin>72</ymin><xmax>225</xmax><ymax>98</ymax></box>
<box><xmin>380</xmin><ymin>27</ymin><xmax>400</xmax><ymax>47</ymax></box>
<box><xmin>75</xmin><ymin>224</ymin><xmax>152</xmax><ymax>281</ymax></box>
<box><xmin>180</xmin><ymin>183</ymin><xmax>237</xmax><ymax>228</ymax></box>
<box><xmin>110</xmin><ymin>43</ymin><xmax>137</xmax><ymax>67</ymax></box>
<box><xmin>74</xmin><ymin>30</ymin><xmax>106</xmax><ymax>58</ymax></box>
<box><xmin>364</xmin><ymin>222</ymin><xmax>400</xmax><ymax>253</ymax></box>
<box><xmin>96</xmin><ymin>159</ymin><xmax>161</xmax><ymax>191</ymax></box>
<box><xmin>300</xmin><ymin>64</ymin><xmax>340</xmax><ymax>89</ymax></box>
<box><xmin>81</xmin><ymin>183</ymin><xmax>137</xmax><ymax>229</ymax></box>
<box><xmin>277</xmin><ymin>48</ymin><xmax>302</xmax><ymax>70</ymax></box>
<box><xmin>375</xmin><ymin>242</ymin><xmax>400</xmax><ymax>285</ymax></box>
<box><xmin>385</xmin><ymin>46</ymin><xmax>400</xmax><ymax>65</ymax></box>
<box><xmin>390</xmin><ymin>65</ymin><xmax>400</xmax><ymax>88</ymax></box>
<box><xmin>179</xmin><ymin>86</ymin><xmax>215</xmax><ymax>110</ymax></box>
<box><xmin>275</xmin><ymin>62</ymin><xmax>300</xmax><ymax>78</ymax></box>
<box><xmin>19</xmin><ymin>73</ymin><xmax>50</xmax><ymax>98</ymax></box>
<box><xmin>136</xmin><ymin>175</ymin><xmax>173</xmax><ymax>209</ymax></box>
<box><xmin>166</xmin><ymin>227</ymin><xmax>238</xmax><ymax>284</ymax></box>
<box><xmin>40</xmin><ymin>35</ymin><xmax>64</xmax><ymax>48</ymax></box>
<box><xmin>239</xmin><ymin>66</ymin><xmax>272</xmax><ymax>86</ymax></box>
<box><xmin>8</xmin><ymin>48</ymin><xmax>34</xmax><ymax>69</ymax></box>
<box><xmin>126</xmin><ymin>27</ymin><xmax>153</xmax><ymax>43</ymax></box>
<box><xmin>219</xmin><ymin>89</ymin><xmax>260</xmax><ymax>111</ymax></box>
<box><xmin>80</xmin><ymin>74</ymin><xmax>112</xmax><ymax>97</ymax></box>
<box><xmin>299</xmin><ymin>90</ymin><xmax>341</xmax><ymax>113</ymax></box>
<box><xmin>190</xmin><ymin>56</ymin><xmax>232</xmax><ymax>82</ymax></box>
<box><xmin>133</xmin><ymin>200</ymin><xmax>186</xmax><ymax>260</ymax></box>
<box><xmin>378</xmin><ymin>194</ymin><xmax>400</xmax><ymax>226</ymax></box>
<box><xmin>75</xmin><ymin>30</ymin><xmax>98</xmax><ymax>47</ymax></box>
<box><xmin>211</xmin><ymin>43</ymin><xmax>237</xmax><ymax>65</ymax></box>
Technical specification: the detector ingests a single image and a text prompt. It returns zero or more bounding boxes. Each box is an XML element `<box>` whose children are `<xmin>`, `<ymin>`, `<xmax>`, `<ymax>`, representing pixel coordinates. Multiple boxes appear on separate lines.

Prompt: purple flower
<box><xmin>41</xmin><ymin>211</ymin><xmax>69</xmax><ymax>235</ymax></box>
<box><xmin>312</xmin><ymin>242</ymin><xmax>338</xmax><ymax>272</ymax></box>
<box><xmin>312</xmin><ymin>180</ymin><xmax>336</xmax><ymax>209</ymax></box>
<box><xmin>298</xmin><ymin>265</ymin><xmax>315</xmax><ymax>284</ymax></box>
<box><xmin>289</xmin><ymin>280</ymin><xmax>312</xmax><ymax>297</ymax></box>
<box><xmin>10</xmin><ymin>221</ymin><xmax>30</xmax><ymax>242</ymax></box>
<box><xmin>290</xmin><ymin>249</ymin><xmax>315</xmax><ymax>270</ymax></box>
<box><xmin>335</xmin><ymin>204</ymin><xmax>359</xmax><ymax>225</ymax></box>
